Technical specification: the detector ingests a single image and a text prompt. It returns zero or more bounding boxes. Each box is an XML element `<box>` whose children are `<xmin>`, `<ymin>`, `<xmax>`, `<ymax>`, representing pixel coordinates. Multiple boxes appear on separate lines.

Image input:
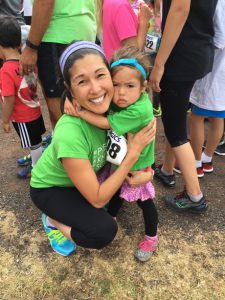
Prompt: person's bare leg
<box><xmin>173</xmin><ymin>142</ymin><xmax>201</xmax><ymax>196</ymax></box>
<box><xmin>49</xmin><ymin>217</ymin><xmax>73</xmax><ymax>241</ymax></box>
<box><xmin>46</xmin><ymin>97</ymin><xmax>62</xmax><ymax>129</ymax></box>
<box><xmin>162</xmin><ymin>138</ymin><xmax>176</xmax><ymax>173</ymax></box>
<box><xmin>161</xmin><ymin>139</ymin><xmax>202</xmax><ymax>195</ymax></box>
<box><xmin>204</xmin><ymin>117</ymin><xmax>224</xmax><ymax>157</ymax></box>
<box><xmin>190</xmin><ymin>113</ymin><xmax>205</xmax><ymax>160</ymax></box>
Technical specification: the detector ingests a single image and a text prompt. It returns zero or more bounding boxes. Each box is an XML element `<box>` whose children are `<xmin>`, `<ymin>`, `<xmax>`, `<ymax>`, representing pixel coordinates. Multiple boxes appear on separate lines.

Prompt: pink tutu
<box><xmin>120</xmin><ymin>180</ymin><xmax>155</xmax><ymax>202</ymax></box>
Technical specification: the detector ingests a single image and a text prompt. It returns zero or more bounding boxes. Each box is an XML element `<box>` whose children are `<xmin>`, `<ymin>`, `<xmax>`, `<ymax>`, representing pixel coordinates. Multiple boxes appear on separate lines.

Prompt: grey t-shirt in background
<box><xmin>0</xmin><ymin>0</ymin><xmax>25</xmax><ymax>25</ymax></box>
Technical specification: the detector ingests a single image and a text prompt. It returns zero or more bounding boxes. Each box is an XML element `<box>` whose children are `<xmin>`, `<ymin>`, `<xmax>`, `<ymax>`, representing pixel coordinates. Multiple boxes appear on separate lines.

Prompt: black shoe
<box><xmin>154</xmin><ymin>164</ymin><xmax>175</xmax><ymax>187</ymax></box>
<box><xmin>163</xmin><ymin>190</ymin><xmax>208</xmax><ymax>214</ymax></box>
<box><xmin>214</xmin><ymin>141</ymin><xmax>225</xmax><ymax>156</ymax></box>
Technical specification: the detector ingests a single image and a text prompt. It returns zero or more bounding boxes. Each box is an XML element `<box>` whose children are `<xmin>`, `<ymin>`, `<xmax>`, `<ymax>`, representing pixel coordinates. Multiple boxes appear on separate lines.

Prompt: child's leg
<box><xmin>190</xmin><ymin>113</ymin><xmax>205</xmax><ymax>161</ymax></box>
<box><xmin>107</xmin><ymin>191</ymin><xmax>124</xmax><ymax>218</ymax></box>
<box><xmin>30</xmin><ymin>142</ymin><xmax>43</xmax><ymax>167</ymax></box>
<box><xmin>137</xmin><ymin>199</ymin><xmax>158</xmax><ymax>237</ymax></box>
<box><xmin>204</xmin><ymin>117</ymin><xmax>224</xmax><ymax>157</ymax></box>
<box><xmin>135</xmin><ymin>199</ymin><xmax>158</xmax><ymax>262</ymax></box>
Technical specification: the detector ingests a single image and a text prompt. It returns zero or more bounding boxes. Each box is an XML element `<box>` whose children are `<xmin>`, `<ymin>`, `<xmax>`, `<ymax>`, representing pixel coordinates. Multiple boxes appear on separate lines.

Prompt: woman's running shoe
<box><xmin>42</xmin><ymin>214</ymin><xmax>76</xmax><ymax>256</ymax></box>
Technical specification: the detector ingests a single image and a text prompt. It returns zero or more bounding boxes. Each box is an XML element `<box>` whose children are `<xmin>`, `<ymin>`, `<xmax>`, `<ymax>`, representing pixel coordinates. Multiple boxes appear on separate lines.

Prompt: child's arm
<box><xmin>2</xmin><ymin>96</ymin><xmax>15</xmax><ymax>133</ymax></box>
<box><xmin>136</xmin><ymin>3</ymin><xmax>152</xmax><ymax>50</ymax></box>
<box><xmin>77</xmin><ymin>108</ymin><xmax>111</xmax><ymax>130</ymax></box>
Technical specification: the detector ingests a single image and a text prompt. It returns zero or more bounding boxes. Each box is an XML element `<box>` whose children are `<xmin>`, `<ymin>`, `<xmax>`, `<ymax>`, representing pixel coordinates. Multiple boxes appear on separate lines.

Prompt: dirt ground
<box><xmin>0</xmin><ymin>98</ymin><xmax>225</xmax><ymax>300</ymax></box>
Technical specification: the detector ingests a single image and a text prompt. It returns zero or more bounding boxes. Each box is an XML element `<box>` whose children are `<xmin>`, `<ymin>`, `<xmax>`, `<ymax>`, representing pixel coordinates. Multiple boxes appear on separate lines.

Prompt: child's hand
<box><xmin>126</xmin><ymin>169</ymin><xmax>153</xmax><ymax>187</ymax></box>
<box><xmin>3</xmin><ymin>122</ymin><xmax>11</xmax><ymax>133</ymax></box>
<box><xmin>64</xmin><ymin>97</ymin><xmax>77</xmax><ymax>116</ymax></box>
<box><xmin>139</xmin><ymin>3</ymin><xmax>152</xmax><ymax>25</ymax></box>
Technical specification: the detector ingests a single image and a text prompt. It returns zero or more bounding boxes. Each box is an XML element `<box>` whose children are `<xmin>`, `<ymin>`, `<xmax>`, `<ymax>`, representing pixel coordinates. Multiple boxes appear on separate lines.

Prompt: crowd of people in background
<box><xmin>0</xmin><ymin>0</ymin><xmax>224</xmax><ymax>261</ymax></box>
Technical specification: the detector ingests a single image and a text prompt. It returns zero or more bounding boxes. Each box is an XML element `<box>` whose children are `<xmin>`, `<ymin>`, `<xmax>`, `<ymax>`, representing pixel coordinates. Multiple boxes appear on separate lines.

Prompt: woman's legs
<box><xmin>158</xmin><ymin>78</ymin><xmax>207</xmax><ymax>211</ymax></box>
<box><xmin>30</xmin><ymin>187</ymin><xmax>118</xmax><ymax>250</ymax></box>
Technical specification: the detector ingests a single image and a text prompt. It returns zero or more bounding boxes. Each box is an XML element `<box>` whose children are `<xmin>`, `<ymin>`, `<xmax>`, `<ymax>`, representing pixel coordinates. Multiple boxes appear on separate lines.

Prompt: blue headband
<box><xmin>110</xmin><ymin>58</ymin><xmax>147</xmax><ymax>80</ymax></box>
<box><xmin>59</xmin><ymin>41</ymin><xmax>105</xmax><ymax>76</ymax></box>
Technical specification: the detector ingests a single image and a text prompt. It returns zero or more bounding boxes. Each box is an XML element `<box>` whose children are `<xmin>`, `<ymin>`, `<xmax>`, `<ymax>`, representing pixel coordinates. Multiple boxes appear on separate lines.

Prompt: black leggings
<box><xmin>30</xmin><ymin>186</ymin><xmax>118</xmax><ymax>249</ymax></box>
<box><xmin>160</xmin><ymin>77</ymin><xmax>195</xmax><ymax>147</ymax></box>
<box><xmin>107</xmin><ymin>192</ymin><xmax>158</xmax><ymax>237</ymax></box>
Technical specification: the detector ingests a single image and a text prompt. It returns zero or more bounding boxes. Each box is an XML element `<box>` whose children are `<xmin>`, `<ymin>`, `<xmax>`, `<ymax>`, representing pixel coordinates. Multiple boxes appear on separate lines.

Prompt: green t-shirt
<box><xmin>107</xmin><ymin>92</ymin><xmax>155</xmax><ymax>170</ymax></box>
<box><xmin>30</xmin><ymin>115</ymin><xmax>107</xmax><ymax>188</ymax></box>
<box><xmin>42</xmin><ymin>0</ymin><xmax>97</xmax><ymax>44</ymax></box>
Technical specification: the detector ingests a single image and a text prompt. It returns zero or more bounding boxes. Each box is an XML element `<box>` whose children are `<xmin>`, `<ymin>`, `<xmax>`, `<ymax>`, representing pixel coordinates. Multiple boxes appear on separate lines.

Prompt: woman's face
<box><xmin>69</xmin><ymin>54</ymin><xmax>114</xmax><ymax>115</ymax></box>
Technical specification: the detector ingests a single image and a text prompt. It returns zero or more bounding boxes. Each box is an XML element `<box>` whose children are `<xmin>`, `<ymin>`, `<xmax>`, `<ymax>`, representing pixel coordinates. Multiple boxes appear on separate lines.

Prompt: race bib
<box><xmin>106</xmin><ymin>130</ymin><xmax>127</xmax><ymax>165</ymax></box>
<box><xmin>145</xmin><ymin>34</ymin><xmax>161</xmax><ymax>54</ymax></box>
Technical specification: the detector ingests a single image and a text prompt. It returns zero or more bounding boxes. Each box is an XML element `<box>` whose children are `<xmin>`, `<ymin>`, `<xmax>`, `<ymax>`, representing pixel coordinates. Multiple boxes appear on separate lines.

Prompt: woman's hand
<box><xmin>127</xmin><ymin>118</ymin><xmax>156</xmax><ymax>160</ymax></box>
<box><xmin>150</xmin><ymin>64</ymin><xmax>164</xmax><ymax>92</ymax></box>
<box><xmin>126</xmin><ymin>169</ymin><xmax>153</xmax><ymax>187</ymax></box>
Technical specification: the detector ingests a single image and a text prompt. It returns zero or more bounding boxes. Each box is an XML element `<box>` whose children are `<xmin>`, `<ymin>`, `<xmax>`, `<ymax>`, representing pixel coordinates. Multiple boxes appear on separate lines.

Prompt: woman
<box><xmin>30</xmin><ymin>41</ymin><xmax>156</xmax><ymax>256</ymax></box>
<box><xmin>150</xmin><ymin>0</ymin><xmax>218</xmax><ymax>213</ymax></box>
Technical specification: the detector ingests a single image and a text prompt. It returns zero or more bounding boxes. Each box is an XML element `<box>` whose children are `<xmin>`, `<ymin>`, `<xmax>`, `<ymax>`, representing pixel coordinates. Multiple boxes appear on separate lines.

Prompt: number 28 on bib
<box><xmin>106</xmin><ymin>130</ymin><xmax>127</xmax><ymax>165</ymax></box>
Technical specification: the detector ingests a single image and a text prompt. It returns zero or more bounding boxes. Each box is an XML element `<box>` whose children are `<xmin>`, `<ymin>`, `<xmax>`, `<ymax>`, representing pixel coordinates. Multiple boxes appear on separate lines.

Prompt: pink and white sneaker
<box><xmin>135</xmin><ymin>236</ymin><xmax>158</xmax><ymax>262</ymax></box>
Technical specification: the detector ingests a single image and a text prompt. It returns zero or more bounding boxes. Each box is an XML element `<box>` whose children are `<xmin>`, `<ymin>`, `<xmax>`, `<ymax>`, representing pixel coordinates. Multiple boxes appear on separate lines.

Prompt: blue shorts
<box><xmin>191</xmin><ymin>104</ymin><xmax>225</xmax><ymax>118</ymax></box>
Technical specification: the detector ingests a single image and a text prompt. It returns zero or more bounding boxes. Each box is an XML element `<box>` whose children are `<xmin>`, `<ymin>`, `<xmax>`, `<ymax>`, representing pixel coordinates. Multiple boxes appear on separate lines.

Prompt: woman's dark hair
<box><xmin>60</xmin><ymin>47</ymin><xmax>110</xmax><ymax>114</ymax></box>
<box><xmin>0</xmin><ymin>16</ymin><xmax>21</xmax><ymax>48</ymax></box>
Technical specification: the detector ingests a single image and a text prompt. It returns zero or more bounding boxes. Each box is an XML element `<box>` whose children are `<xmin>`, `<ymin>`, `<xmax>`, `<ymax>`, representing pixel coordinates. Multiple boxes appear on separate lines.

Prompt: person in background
<box><xmin>23</xmin><ymin>0</ymin><xmax>33</xmax><ymax>25</ymax></box>
<box><xmin>95</xmin><ymin>0</ymin><xmax>151</xmax><ymax>62</ymax></box>
<box><xmin>189</xmin><ymin>0</ymin><xmax>225</xmax><ymax>177</ymax></box>
<box><xmin>0</xmin><ymin>16</ymin><xmax>45</xmax><ymax>179</ymax></box>
<box><xmin>20</xmin><ymin>0</ymin><xmax>97</xmax><ymax>129</ymax></box>
<box><xmin>151</xmin><ymin>0</ymin><xmax>218</xmax><ymax>213</ymax></box>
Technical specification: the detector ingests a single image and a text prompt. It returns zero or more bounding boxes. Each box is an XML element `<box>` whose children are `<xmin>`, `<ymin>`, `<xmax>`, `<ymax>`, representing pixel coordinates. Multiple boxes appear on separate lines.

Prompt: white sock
<box><xmin>161</xmin><ymin>166</ymin><xmax>173</xmax><ymax>176</ymax></box>
<box><xmin>30</xmin><ymin>144</ymin><xmax>43</xmax><ymax>167</ymax></box>
<box><xmin>188</xmin><ymin>192</ymin><xmax>203</xmax><ymax>202</ymax></box>
<box><xmin>201</xmin><ymin>152</ymin><xmax>212</xmax><ymax>163</ymax></box>
<box><xmin>46</xmin><ymin>216</ymin><xmax>56</xmax><ymax>229</ymax></box>
<box><xmin>195</xmin><ymin>160</ymin><xmax>202</xmax><ymax>168</ymax></box>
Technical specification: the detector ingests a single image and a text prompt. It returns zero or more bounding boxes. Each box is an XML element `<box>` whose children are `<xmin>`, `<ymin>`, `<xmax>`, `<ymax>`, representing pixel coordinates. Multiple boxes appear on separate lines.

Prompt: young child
<box><xmin>75</xmin><ymin>46</ymin><xmax>158</xmax><ymax>262</ymax></box>
<box><xmin>189</xmin><ymin>0</ymin><xmax>225</xmax><ymax>176</ymax></box>
<box><xmin>0</xmin><ymin>16</ymin><xmax>45</xmax><ymax>178</ymax></box>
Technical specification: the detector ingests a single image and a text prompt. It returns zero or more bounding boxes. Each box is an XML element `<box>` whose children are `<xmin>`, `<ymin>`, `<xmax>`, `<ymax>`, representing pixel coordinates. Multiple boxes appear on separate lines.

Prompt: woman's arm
<box><xmin>150</xmin><ymin>0</ymin><xmax>191</xmax><ymax>92</ymax></box>
<box><xmin>62</xmin><ymin>122</ymin><xmax>155</xmax><ymax>208</ymax></box>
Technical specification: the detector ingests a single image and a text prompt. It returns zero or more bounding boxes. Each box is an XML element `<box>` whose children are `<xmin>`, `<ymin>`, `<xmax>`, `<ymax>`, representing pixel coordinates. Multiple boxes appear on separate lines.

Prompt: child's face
<box><xmin>69</xmin><ymin>54</ymin><xmax>114</xmax><ymax>115</ymax></box>
<box><xmin>112</xmin><ymin>66</ymin><xmax>146</xmax><ymax>108</ymax></box>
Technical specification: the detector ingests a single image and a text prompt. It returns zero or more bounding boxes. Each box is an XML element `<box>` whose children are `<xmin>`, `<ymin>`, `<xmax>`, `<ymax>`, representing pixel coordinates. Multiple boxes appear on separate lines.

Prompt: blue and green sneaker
<box><xmin>17</xmin><ymin>165</ymin><xmax>32</xmax><ymax>179</ymax></box>
<box><xmin>42</xmin><ymin>133</ymin><xmax>52</xmax><ymax>146</ymax></box>
<box><xmin>42</xmin><ymin>214</ymin><xmax>76</xmax><ymax>256</ymax></box>
<box><xmin>17</xmin><ymin>154</ymin><xmax>31</xmax><ymax>166</ymax></box>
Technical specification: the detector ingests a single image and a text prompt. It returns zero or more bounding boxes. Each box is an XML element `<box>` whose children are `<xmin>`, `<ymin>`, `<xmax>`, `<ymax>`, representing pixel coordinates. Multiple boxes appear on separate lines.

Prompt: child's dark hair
<box><xmin>110</xmin><ymin>46</ymin><xmax>151</xmax><ymax>85</ymax></box>
<box><xmin>61</xmin><ymin>45</ymin><xmax>110</xmax><ymax>113</ymax></box>
<box><xmin>0</xmin><ymin>16</ymin><xmax>21</xmax><ymax>48</ymax></box>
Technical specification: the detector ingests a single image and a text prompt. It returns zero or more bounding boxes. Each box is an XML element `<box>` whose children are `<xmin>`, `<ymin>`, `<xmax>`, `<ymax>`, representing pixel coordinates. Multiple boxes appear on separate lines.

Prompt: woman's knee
<box><xmin>93</xmin><ymin>219</ymin><xmax>118</xmax><ymax>249</ymax></box>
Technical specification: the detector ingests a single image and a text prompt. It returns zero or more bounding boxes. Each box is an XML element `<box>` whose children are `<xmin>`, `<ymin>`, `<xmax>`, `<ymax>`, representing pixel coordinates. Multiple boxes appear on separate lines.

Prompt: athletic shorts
<box><xmin>12</xmin><ymin>115</ymin><xmax>46</xmax><ymax>148</ymax></box>
<box><xmin>37</xmin><ymin>42</ymin><xmax>68</xmax><ymax>98</ymax></box>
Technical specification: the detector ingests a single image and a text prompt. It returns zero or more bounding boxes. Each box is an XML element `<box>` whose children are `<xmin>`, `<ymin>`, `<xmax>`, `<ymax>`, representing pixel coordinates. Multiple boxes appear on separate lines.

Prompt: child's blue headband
<box><xmin>59</xmin><ymin>41</ymin><xmax>105</xmax><ymax>76</ymax></box>
<box><xmin>110</xmin><ymin>58</ymin><xmax>147</xmax><ymax>80</ymax></box>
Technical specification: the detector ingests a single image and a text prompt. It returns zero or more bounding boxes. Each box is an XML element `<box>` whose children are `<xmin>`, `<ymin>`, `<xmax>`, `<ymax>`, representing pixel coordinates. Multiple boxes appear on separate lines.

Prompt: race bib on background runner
<box><xmin>106</xmin><ymin>130</ymin><xmax>127</xmax><ymax>165</ymax></box>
